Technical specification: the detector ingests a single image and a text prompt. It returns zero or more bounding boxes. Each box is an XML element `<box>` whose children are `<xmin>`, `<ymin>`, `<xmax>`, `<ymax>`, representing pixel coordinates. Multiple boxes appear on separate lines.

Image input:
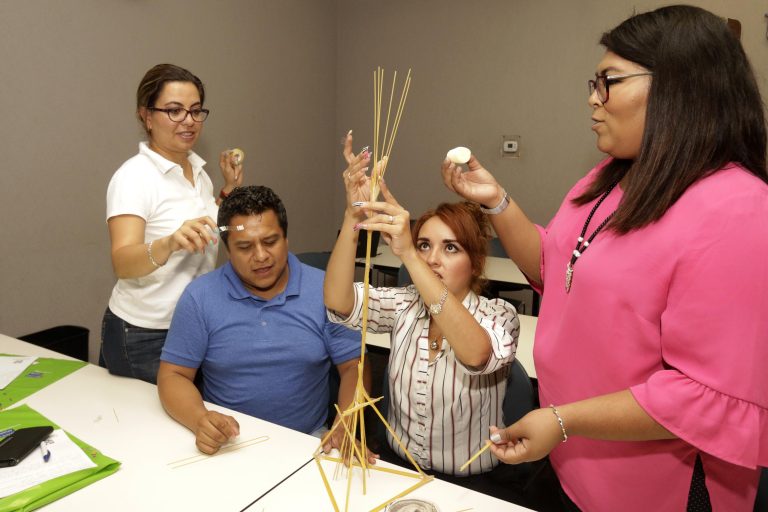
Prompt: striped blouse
<box><xmin>328</xmin><ymin>283</ymin><xmax>519</xmax><ymax>475</ymax></box>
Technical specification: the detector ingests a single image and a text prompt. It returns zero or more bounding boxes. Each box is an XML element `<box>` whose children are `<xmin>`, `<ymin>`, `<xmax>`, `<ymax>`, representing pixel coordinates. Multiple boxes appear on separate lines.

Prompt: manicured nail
<box><xmin>347</xmin><ymin>129</ymin><xmax>353</xmax><ymax>136</ymax></box>
<box><xmin>490</xmin><ymin>433</ymin><xmax>502</xmax><ymax>444</ymax></box>
<box><xmin>352</xmin><ymin>201</ymin><xmax>364</xmax><ymax>207</ymax></box>
<box><xmin>209</xmin><ymin>240</ymin><xmax>214</xmax><ymax>247</ymax></box>
<box><xmin>353</xmin><ymin>224</ymin><xmax>362</xmax><ymax>232</ymax></box>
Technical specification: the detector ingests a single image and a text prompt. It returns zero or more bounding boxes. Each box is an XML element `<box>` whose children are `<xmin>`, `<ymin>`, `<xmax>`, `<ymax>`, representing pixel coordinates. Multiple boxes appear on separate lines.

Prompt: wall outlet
<box><xmin>502</xmin><ymin>135</ymin><xmax>520</xmax><ymax>158</ymax></box>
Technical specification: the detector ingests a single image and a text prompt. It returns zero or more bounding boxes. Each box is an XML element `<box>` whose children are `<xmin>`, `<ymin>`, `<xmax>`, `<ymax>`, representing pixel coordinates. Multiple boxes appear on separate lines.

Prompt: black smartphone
<box><xmin>0</xmin><ymin>426</ymin><xmax>54</xmax><ymax>467</ymax></box>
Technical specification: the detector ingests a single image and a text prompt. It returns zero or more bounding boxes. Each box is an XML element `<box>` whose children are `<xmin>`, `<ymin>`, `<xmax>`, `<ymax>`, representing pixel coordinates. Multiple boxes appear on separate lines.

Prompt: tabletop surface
<box><xmin>0</xmin><ymin>334</ymin><xmax>534</xmax><ymax>511</ymax></box>
<box><xmin>358</xmin><ymin>245</ymin><xmax>530</xmax><ymax>286</ymax></box>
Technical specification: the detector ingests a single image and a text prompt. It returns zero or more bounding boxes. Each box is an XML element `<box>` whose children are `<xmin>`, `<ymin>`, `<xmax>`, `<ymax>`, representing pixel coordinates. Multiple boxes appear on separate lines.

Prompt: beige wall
<box><xmin>1</xmin><ymin>1</ymin><xmax>766</xmax><ymax>361</ymax></box>
<box><xmin>333</xmin><ymin>0</ymin><xmax>768</xmax><ymax>224</ymax></box>
<box><xmin>0</xmin><ymin>0</ymin><xmax>338</xmax><ymax>360</ymax></box>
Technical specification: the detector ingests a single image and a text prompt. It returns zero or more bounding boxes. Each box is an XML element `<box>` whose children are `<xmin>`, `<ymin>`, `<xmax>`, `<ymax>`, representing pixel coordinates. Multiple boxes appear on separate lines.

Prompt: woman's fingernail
<box><xmin>353</xmin><ymin>224</ymin><xmax>362</xmax><ymax>232</ymax></box>
<box><xmin>490</xmin><ymin>433</ymin><xmax>502</xmax><ymax>444</ymax></box>
<box><xmin>352</xmin><ymin>202</ymin><xmax>364</xmax><ymax>207</ymax></box>
<box><xmin>209</xmin><ymin>240</ymin><xmax>214</xmax><ymax>247</ymax></box>
<box><xmin>348</xmin><ymin>129</ymin><xmax>353</xmax><ymax>135</ymax></box>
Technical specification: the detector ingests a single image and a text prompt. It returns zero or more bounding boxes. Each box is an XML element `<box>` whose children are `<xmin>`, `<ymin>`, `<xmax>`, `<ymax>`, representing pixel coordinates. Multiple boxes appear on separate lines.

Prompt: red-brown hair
<box><xmin>411</xmin><ymin>202</ymin><xmax>492</xmax><ymax>294</ymax></box>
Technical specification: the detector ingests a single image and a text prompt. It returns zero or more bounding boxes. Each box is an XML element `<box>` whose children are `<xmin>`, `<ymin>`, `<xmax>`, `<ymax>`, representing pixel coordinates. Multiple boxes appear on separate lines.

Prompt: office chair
<box><xmin>488</xmin><ymin>237</ymin><xmax>507</xmax><ymax>258</ymax></box>
<box><xmin>490</xmin><ymin>359</ymin><xmax>540</xmax><ymax>489</ymax></box>
<box><xmin>397</xmin><ymin>264</ymin><xmax>412</xmax><ymax>286</ymax></box>
<box><xmin>296</xmin><ymin>251</ymin><xmax>332</xmax><ymax>271</ymax></box>
<box><xmin>754</xmin><ymin>467</ymin><xmax>768</xmax><ymax>512</ymax></box>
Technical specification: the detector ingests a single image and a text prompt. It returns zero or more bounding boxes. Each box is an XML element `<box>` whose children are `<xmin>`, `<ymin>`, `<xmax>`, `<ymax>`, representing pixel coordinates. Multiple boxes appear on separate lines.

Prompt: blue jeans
<box><xmin>99</xmin><ymin>308</ymin><xmax>167</xmax><ymax>384</ymax></box>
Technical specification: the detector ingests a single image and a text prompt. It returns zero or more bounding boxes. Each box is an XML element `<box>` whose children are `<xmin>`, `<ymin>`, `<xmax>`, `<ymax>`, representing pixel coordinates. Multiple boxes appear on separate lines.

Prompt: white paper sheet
<box><xmin>0</xmin><ymin>428</ymin><xmax>97</xmax><ymax>498</ymax></box>
<box><xmin>0</xmin><ymin>356</ymin><xmax>37</xmax><ymax>389</ymax></box>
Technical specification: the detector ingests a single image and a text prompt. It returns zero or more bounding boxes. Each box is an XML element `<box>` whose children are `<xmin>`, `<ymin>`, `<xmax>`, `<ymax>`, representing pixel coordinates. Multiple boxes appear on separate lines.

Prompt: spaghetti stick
<box><xmin>459</xmin><ymin>440</ymin><xmax>492</xmax><ymax>472</ymax></box>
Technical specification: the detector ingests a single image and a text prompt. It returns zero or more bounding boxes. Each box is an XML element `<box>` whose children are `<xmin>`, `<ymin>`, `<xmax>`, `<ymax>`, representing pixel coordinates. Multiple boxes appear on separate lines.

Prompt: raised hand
<box><xmin>353</xmin><ymin>180</ymin><xmax>414</xmax><ymax>258</ymax></box>
<box><xmin>342</xmin><ymin>131</ymin><xmax>372</xmax><ymax>211</ymax></box>
<box><xmin>219</xmin><ymin>149</ymin><xmax>244</xmax><ymax>190</ymax></box>
<box><xmin>441</xmin><ymin>155</ymin><xmax>504</xmax><ymax>207</ymax></box>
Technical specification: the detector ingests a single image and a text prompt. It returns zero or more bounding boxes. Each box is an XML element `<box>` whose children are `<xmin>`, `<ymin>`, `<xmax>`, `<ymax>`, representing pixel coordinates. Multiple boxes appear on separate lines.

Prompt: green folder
<box><xmin>0</xmin><ymin>404</ymin><xmax>121</xmax><ymax>512</ymax></box>
<box><xmin>0</xmin><ymin>356</ymin><xmax>87</xmax><ymax>411</ymax></box>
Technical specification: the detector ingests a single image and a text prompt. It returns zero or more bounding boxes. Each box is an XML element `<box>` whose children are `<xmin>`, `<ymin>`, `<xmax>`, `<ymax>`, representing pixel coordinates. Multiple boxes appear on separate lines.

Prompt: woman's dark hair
<box><xmin>575</xmin><ymin>5</ymin><xmax>767</xmax><ymax>233</ymax></box>
<box><xmin>217</xmin><ymin>186</ymin><xmax>289</xmax><ymax>247</ymax></box>
<box><xmin>411</xmin><ymin>202</ymin><xmax>492</xmax><ymax>295</ymax></box>
<box><xmin>136</xmin><ymin>64</ymin><xmax>205</xmax><ymax>135</ymax></box>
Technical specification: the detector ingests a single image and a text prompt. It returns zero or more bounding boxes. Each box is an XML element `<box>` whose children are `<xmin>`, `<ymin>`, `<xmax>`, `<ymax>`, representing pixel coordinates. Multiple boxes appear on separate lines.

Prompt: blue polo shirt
<box><xmin>161</xmin><ymin>253</ymin><xmax>361</xmax><ymax>433</ymax></box>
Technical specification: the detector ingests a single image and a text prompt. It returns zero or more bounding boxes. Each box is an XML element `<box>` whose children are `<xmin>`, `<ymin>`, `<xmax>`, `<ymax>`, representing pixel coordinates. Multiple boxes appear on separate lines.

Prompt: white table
<box><xmin>256</xmin><ymin>455</ymin><xmax>529</xmax><ymax>511</ymax></box>
<box><xmin>1</xmin><ymin>334</ymin><xmax>320</xmax><ymax>511</ymax></box>
<box><xmin>366</xmin><ymin>314</ymin><xmax>538</xmax><ymax>379</ymax></box>
<box><xmin>358</xmin><ymin>245</ymin><xmax>540</xmax><ymax>315</ymax></box>
<box><xmin>1</xmin><ymin>334</ymin><xmax>535</xmax><ymax>511</ymax></box>
<box><xmin>359</xmin><ymin>245</ymin><xmax>529</xmax><ymax>286</ymax></box>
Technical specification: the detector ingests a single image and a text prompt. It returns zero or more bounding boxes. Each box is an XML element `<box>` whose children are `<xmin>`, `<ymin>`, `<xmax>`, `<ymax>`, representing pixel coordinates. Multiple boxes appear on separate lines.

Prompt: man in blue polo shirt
<box><xmin>158</xmin><ymin>185</ymin><xmax>367</xmax><ymax>455</ymax></box>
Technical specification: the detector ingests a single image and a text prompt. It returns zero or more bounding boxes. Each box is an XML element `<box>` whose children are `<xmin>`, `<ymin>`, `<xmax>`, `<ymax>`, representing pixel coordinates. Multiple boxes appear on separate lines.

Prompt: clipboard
<box><xmin>0</xmin><ymin>404</ymin><xmax>120</xmax><ymax>512</ymax></box>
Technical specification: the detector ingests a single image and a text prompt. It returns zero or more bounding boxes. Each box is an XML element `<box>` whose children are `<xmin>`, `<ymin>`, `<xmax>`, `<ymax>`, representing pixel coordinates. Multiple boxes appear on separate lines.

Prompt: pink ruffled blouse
<box><xmin>533</xmin><ymin>160</ymin><xmax>768</xmax><ymax>511</ymax></box>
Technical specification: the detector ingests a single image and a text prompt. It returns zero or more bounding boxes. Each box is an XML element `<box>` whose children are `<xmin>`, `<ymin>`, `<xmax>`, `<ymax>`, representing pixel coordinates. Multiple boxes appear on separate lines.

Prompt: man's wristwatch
<box><xmin>429</xmin><ymin>286</ymin><xmax>449</xmax><ymax>316</ymax></box>
<box><xmin>480</xmin><ymin>189</ymin><xmax>510</xmax><ymax>215</ymax></box>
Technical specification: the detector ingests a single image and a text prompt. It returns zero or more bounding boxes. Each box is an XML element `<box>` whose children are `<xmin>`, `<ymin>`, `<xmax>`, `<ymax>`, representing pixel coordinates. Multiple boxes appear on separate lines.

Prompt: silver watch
<box><xmin>480</xmin><ymin>190</ymin><xmax>510</xmax><ymax>215</ymax></box>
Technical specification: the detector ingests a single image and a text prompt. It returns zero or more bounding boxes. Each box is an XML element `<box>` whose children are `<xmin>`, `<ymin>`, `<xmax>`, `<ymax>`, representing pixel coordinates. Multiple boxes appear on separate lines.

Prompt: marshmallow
<box><xmin>230</xmin><ymin>148</ymin><xmax>245</xmax><ymax>165</ymax></box>
<box><xmin>446</xmin><ymin>146</ymin><xmax>471</xmax><ymax>164</ymax></box>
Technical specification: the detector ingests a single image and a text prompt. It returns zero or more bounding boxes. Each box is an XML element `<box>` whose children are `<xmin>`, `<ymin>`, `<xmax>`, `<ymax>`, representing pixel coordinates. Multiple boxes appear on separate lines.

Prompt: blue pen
<box><xmin>39</xmin><ymin>441</ymin><xmax>50</xmax><ymax>463</ymax></box>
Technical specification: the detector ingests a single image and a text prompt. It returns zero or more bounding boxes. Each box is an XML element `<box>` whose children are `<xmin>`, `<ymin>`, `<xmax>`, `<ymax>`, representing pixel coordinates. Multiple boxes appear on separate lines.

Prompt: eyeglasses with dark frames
<box><xmin>587</xmin><ymin>72</ymin><xmax>653</xmax><ymax>104</ymax></box>
<box><xmin>148</xmin><ymin>106</ymin><xmax>210</xmax><ymax>123</ymax></box>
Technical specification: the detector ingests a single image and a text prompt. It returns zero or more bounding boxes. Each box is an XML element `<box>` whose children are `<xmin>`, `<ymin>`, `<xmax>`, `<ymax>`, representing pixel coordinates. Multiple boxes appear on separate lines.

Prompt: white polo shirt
<box><xmin>106</xmin><ymin>142</ymin><xmax>218</xmax><ymax>329</ymax></box>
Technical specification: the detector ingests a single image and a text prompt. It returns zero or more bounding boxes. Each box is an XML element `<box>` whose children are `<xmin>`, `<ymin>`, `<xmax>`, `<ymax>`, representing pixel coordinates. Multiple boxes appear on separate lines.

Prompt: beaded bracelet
<box><xmin>147</xmin><ymin>240</ymin><xmax>164</xmax><ymax>268</ymax></box>
<box><xmin>549</xmin><ymin>404</ymin><xmax>568</xmax><ymax>443</ymax></box>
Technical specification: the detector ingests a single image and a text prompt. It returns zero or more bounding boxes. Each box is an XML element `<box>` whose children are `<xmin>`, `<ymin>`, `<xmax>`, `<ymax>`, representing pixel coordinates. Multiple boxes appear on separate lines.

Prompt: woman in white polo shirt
<box><xmin>100</xmin><ymin>63</ymin><xmax>244</xmax><ymax>384</ymax></box>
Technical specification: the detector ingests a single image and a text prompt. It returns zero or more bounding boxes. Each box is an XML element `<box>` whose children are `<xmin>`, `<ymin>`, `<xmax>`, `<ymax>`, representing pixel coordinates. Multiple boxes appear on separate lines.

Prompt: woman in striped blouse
<box><xmin>324</xmin><ymin>133</ymin><xmax>520</xmax><ymax>496</ymax></box>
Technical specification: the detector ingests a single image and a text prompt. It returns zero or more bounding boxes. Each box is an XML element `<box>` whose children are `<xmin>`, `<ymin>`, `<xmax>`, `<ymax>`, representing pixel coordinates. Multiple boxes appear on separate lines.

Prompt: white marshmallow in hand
<box><xmin>229</xmin><ymin>148</ymin><xmax>245</xmax><ymax>166</ymax></box>
<box><xmin>446</xmin><ymin>146</ymin><xmax>471</xmax><ymax>165</ymax></box>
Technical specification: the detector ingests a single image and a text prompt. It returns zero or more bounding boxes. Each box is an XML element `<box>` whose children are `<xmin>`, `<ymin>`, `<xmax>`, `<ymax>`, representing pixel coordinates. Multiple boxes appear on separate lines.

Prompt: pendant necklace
<box><xmin>565</xmin><ymin>181</ymin><xmax>620</xmax><ymax>293</ymax></box>
<box><xmin>430</xmin><ymin>337</ymin><xmax>440</xmax><ymax>350</ymax></box>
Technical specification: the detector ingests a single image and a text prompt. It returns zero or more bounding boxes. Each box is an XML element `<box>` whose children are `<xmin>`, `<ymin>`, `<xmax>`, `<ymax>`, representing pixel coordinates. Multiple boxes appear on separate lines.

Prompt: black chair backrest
<box><xmin>397</xmin><ymin>264</ymin><xmax>412</xmax><ymax>286</ymax></box>
<box><xmin>755</xmin><ymin>467</ymin><xmax>768</xmax><ymax>512</ymax></box>
<box><xmin>326</xmin><ymin>366</ymin><xmax>341</xmax><ymax>428</ymax></box>
<box><xmin>296</xmin><ymin>251</ymin><xmax>331</xmax><ymax>271</ymax></box>
<box><xmin>502</xmin><ymin>359</ymin><xmax>536</xmax><ymax>426</ymax></box>
<box><xmin>356</xmin><ymin>230</ymin><xmax>380</xmax><ymax>258</ymax></box>
<box><xmin>488</xmin><ymin>237</ymin><xmax>507</xmax><ymax>258</ymax></box>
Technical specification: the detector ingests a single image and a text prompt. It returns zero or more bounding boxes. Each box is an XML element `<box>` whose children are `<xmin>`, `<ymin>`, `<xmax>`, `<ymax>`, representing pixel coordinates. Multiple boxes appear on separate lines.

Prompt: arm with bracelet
<box><xmin>488</xmin><ymin>391</ymin><xmax>675</xmax><ymax>465</ymax></box>
<box><xmin>441</xmin><ymin>154</ymin><xmax>543</xmax><ymax>286</ymax></box>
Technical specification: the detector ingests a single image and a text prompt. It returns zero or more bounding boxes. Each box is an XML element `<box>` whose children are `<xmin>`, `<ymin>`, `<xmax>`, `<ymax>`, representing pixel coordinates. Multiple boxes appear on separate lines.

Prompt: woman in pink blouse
<box><xmin>442</xmin><ymin>5</ymin><xmax>767</xmax><ymax>512</ymax></box>
<box><xmin>324</xmin><ymin>133</ymin><xmax>519</xmax><ymax>498</ymax></box>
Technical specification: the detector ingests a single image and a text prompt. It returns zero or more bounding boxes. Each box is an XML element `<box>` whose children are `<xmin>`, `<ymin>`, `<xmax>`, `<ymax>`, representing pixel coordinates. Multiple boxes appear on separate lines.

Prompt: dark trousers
<box><xmin>99</xmin><ymin>308</ymin><xmax>167</xmax><ymax>384</ymax></box>
<box><xmin>371</xmin><ymin>435</ymin><xmax>568</xmax><ymax>510</ymax></box>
